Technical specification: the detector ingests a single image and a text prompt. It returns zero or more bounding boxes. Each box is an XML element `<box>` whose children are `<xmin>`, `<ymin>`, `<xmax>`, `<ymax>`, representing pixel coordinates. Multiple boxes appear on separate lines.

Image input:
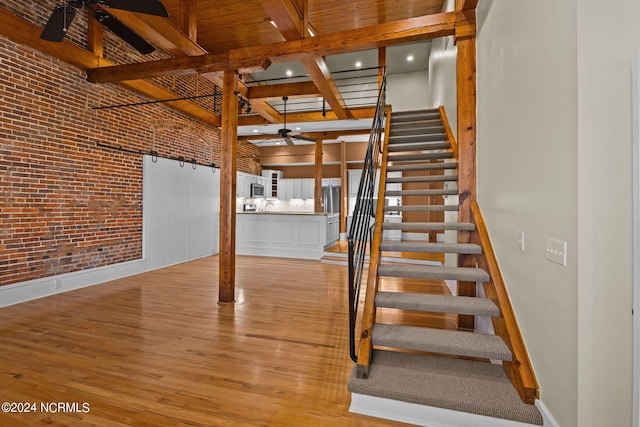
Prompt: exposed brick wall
<box><xmin>0</xmin><ymin>29</ymin><xmax>258</xmax><ymax>286</ymax></box>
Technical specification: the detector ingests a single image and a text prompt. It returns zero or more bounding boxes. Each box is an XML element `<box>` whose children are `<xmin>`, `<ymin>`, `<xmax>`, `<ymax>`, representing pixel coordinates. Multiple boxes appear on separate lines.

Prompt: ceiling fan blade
<box><xmin>92</xmin><ymin>0</ymin><xmax>169</xmax><ymax>17</ymax></box>
<box><xmin>40</xmin><ymin>6</ymin><xmax>77</xmax><ymax>42</ymax></box>
<box><xmin>294</xmin><ymin>135</ymin><xmax>317</xmax><ymax>142</ymax></box>
<box><xmin>284</xmin><ymin>136</ymin><xmax>295</xmax><ymax>146</ymax></box>
<box><xmin>93</xmin><ymin>10</ymin><xmax>155</xmax><ymax>54</ymax></box>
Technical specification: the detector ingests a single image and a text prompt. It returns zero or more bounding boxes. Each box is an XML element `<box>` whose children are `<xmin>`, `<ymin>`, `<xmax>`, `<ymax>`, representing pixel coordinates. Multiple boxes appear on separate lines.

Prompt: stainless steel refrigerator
<box><xmin>321</xmin><ymin>185</ymin><xmax>340</xmax><ymax>214</ymax></box>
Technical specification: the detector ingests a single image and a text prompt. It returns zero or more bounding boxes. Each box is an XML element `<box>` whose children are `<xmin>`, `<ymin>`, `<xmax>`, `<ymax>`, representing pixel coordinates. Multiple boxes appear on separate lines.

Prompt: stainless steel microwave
<box><xmin>250</xmin><ymin>183</ymin><xmax>264</xmax><ymax>197</ymax></box>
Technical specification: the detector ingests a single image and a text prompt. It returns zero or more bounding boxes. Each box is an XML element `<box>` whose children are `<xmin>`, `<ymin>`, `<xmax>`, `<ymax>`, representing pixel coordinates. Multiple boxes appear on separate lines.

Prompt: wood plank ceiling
<box><xmin>0</xmin><ymin>0</ymin><xmax>476</xmax><ymax>131</ymax></box>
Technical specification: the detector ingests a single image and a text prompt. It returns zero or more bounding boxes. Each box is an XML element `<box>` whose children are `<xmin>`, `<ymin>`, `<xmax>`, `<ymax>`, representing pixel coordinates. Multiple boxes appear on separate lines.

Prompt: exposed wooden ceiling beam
<box><xmin>0</xmin><ymin>6</ymin><xmax>220</xmax><ymax>126</ymax></box>
<box><xmin>231</xmin><ymin>10</ymin><xmax>473</xmax><ymax>64</ymax></box>
<box><xmin>89</xmin><ymin>7</ymin><xmax>281</xmax><ymax>125</ymax></box>
<box><xmin>86</xmin><ymin>53</ymin><xmax>271</xmax><ymax>83</ymax></box>
<box><xmin>247</xmin><ymin>81</ymin><xmax>321</xmax><ymax>101</ymax></box>
<box><xmin>179</xmin><ymin>0</ymin><xmax>198</xmax><ymax>42</ymax></box>
<box><xmin>84</xmin><ymin>11</ymin><xmax>472</xmax><ymax>83</ymax></box>
<box><xmin>237</xmin><ymin>106</ymin><xmax>376</xmax><ymax>126</ymax></box>
<box><xmin>238</xmin><ymin>128</ymin><xmax>371</xmax><ymax>141</ymax></box>
<box><xmin>456</xmin><ymin>0</ymin><xmax>479</xmax><ymax>11</ymax></box>
<box><xmin>101</xmin><ymin>8</ymin><xmax>206</xmax><ymax>57</ymax></box>
<box><xmin>258</xmin><ymin>0</ymin><xmax>353</xmax><ymax>120</ymax></box>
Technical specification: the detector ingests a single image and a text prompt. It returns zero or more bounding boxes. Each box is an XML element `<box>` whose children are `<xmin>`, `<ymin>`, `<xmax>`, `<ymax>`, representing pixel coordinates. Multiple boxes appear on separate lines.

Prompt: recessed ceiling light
<box><xmin>286</xmin><ymin>70</ymin><xmax>293</xmax><ymax>76</ymax></box>
<box><xmin>276</xmin><ymin>141</ymin><xmax>281</xmax><ymax>145</ymax></box>
<box><xmin>355</xmin><ymin>61</ymin><xmax>362</xmax><ymax>68</ymax></box>
<box><xmin>295</xmin><ymin>127</ymin><xmax>301</xmax><ymax>131</ymax></box>
<box><xmin>407</xmin><ymin>55</ymin><xmax>414</xmax><ymax>62</ymax></box>
<box><xmin>253</xmin><ymin>129</ymin><xmax>258</xmax><ymax>133</ymax></box>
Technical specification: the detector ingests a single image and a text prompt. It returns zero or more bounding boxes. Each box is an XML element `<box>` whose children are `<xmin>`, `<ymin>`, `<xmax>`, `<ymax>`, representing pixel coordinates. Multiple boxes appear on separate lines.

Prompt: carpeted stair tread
<box><xmin>382</xmin><ymin>221</ymin><xmax>475</xmax><ymax>231</ymax></box>
<box><xmin>387</xmin><ymin>152</ymin><xmax>454</xmax><ymax>162</ymax></box>
<box><xmin>386</xmin><ymin>174</ymin><xmax>458</xmax><ymax>183</ymax></box>
<box><xmin>347</xmin><ymin>350</ymin><xmax>543</xmax><ymax>425</ymax></box>
<box><xmin>385</xmin><ymin>188</ymin><xmax>457</xmax><ymax>197</ymax></box>
<box><xmin>390</xmin><ymin>125</ymin><xmax>445</xmax><ymax>136</ymax></box>
<box><xmin>389</xmin><ymin>141</ymin><xmax>451</xmax><ymax>153</ymax></box>
<box><xmin>380</xmin><ymin>241</ymin><xmax>482</xmax><ymax>254</ymax></box>
<box><xmin>388</xmin><ymin>134</ymin><xmax>449</xmax><ymax>145</ymax></box>
<box><xmin>384</xmin><ymin>205</ymin><xmax>458</xmax><ymax>212</ymax></box>
<box><xmin>376</xmin><ymin>292</ymin><xmax>500</xmax><ymax>317</ymax></box>
<box><xmin>390</xmin><ymin>109</ymin><xmax>440</xmax><ymax>122</ymax></box>
<box><xmin>372</xmin><ymin>324</ymin><xmax>512</xmax><ymax>361</ymax></box>
<box><xmin>387</xmin><ymin>162</ymin><xmax>457</xmax><ymax>172</ymax></box>
<box><xmin>378</xmin><ymin>263</ymin><xmax>490</xmax><ymax>282</ymax></box>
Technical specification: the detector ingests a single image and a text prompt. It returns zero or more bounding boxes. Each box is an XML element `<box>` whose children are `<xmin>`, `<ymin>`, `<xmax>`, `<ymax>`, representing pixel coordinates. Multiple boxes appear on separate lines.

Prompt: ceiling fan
<box><xmin>40</xmin><ymin>0</ymin><xmax>168</xmax><ymax>54</ymax></box>
<box><xmin>271</xmin><ymin>96</ymin><xmax>317</xmax><ymax>146</ymax></box>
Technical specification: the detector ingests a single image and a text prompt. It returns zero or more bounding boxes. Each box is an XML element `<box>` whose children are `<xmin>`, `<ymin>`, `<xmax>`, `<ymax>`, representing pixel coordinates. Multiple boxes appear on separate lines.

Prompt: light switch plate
<box><xmin>545</xmin><ymin>237</ymin><xmax>567</xmax><ymax>266</ymax></box>
<box><xmin>518</xmin><ymin>231</ymin><xmax>525</xmax><ymax>251</ymax></box>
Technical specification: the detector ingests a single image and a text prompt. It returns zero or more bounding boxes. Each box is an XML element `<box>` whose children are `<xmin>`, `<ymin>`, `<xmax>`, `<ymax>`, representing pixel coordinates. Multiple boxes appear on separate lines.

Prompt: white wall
<box><xmin>576</xmin><ymin>1</ymin><xmax>638</xmax><ymax>426</ymax></box>
<box><xmin>476</xmin><ymin>2</ymin><xmax>579</xmax><ymax>425</ymax></box>
<box><xmin>386</xmin><ymin>70</ymin><xmax>430</xmax><ymax>112</ymax></box>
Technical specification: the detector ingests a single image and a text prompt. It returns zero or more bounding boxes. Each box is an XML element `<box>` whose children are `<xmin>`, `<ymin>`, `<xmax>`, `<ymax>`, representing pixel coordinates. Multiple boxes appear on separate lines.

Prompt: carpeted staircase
<box><xmin>348</xmin><ymin>109</ymin><xmax>543</xmax><ymax>426</ymax></box>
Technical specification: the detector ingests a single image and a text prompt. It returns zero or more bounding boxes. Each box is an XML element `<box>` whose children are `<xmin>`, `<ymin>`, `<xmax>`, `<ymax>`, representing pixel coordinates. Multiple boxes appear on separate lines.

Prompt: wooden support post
<box><xmin>340</xmin><ymin>141</ymin><xmax>348</xmax><ymax>235</ymax></box>
<box><xmin>314</xmin><ymin>139</ymin><xmax>323</xmax><ymax>213</ymax></box>
<box><xmin>455</xmin><ymin>27</ymin><xmax>477</xmax><ymax>330</ymax></box>
<box><xmin>378</xmin><ymin>47</ymin><xmax>386</xmax><ymax>87</ymax></box>
<box><xmin>219</xmin><ymin>70</ymin><xmax>238</xmax><ymax>303</ymax></box>
<box><xmin>87</xmin><ymin>13</ymin><xmax>104</xmax><ymax>58</ymax></box>
<box><xmin>179</xmin><ymin>0</ymin><xmax>198</xmax><ymax>42</ymax></box>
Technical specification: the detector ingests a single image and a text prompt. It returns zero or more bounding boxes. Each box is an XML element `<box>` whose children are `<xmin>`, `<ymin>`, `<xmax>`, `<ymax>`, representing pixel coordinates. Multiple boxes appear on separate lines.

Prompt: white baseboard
<box><xmin>0</xmin><ymin>259</ymin><xmax>148</xmax><ymax>308</ymax></box>
<box><xmin>350</xmin><ymin>393</ymin><xmax>558</xmax><ymax>427</ymax></box>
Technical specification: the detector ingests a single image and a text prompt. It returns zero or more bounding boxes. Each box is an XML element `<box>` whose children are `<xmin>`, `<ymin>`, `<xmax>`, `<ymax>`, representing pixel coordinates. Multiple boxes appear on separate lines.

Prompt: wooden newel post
<box><xmin>219</xmin><ymin>70</ymin><xmax>239</xmax><ymax>303</ymax></box>
<box><xmin>455</xmin><ymin>23</ymin><xmax>477</xmax><ymax>330</ymax></box>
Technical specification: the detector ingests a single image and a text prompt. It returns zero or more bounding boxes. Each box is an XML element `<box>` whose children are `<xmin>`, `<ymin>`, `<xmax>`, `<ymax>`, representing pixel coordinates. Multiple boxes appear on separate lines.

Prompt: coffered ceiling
<box><xmin>0</xmin><ymin>0</ymin><xmax>477</xmax><ymax>137</ymax></box>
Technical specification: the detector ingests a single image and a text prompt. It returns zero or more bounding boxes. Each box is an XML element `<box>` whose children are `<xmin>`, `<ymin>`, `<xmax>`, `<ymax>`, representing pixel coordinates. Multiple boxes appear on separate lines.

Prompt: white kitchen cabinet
<box><xmin>262</xmin><ymin>170</ymin><xmax>282</xmax><ymax>198</ymax></box>
<box><xmin>293</xmin><ymin>179</ymin><xmax>303</xmax><ymax>198</ymax></box>
<box><xmin>236</xmin><ymin>172</ymin><xmax>250</xmax><ymax>197</ymax></box>
<box><xmin>279</xmin><ymin>179</ymin><xmax>295</xmax><ymax>199</ymax></box>
<box><xmin>383</xmin><ymin>215</ymin><xmax>402</xmax><ymax>241</ymax></box>
<box><xmin>278</xmin><ymin>178</ymin><xmax>315</xmax><ymax>199</ymax></box>
<box><xmin>301</xmin><ymin>179</ymin><xmax>314</xmax><ymax>199</ymax></box>
<box><xmin>348</xmin><ymin>169</ymin><xmax>362</xmax><ymax>198</ymax></box>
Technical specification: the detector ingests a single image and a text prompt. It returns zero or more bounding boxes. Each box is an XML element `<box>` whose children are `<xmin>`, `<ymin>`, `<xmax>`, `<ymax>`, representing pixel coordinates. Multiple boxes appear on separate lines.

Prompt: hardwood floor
<box><xmin>0</xmin><ymin>255</ymin><xmax>452</xmax><ymax>426</ymax></box>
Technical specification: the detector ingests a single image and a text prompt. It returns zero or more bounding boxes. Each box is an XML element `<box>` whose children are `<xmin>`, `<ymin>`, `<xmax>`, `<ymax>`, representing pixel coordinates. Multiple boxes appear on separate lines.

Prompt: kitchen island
<box><xmin>236</xmin><ymin>212</ymin><xmax>339</xmax><ymax>260</ymax></box>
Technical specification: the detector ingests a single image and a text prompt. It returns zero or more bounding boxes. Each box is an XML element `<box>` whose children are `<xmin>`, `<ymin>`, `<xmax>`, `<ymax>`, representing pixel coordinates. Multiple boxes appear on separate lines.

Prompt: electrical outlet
<box><xmin>518</xmin><ymin>231</ymin><xmax>525</xmax><ymax>251</ymax></box>
<box><xmin>545</xmin><ymin>238</ymin><xmax>567</xmax><ymax>266</ymax></box>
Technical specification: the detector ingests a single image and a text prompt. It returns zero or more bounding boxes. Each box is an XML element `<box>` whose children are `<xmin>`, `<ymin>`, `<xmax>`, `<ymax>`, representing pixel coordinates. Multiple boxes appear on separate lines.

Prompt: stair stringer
<box><xmin>469</xmin><ymin>201</ymin><xmax>540</xmax><ymax>403</ymax></box>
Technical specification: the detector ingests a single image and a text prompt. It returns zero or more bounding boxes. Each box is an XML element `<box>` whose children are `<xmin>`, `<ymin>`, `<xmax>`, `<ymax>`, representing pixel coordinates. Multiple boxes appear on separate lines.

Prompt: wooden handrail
<box><xmin>356</xmin><ymin>105</ymin><xmax>393</xmax><ymax>378</ymax></box>
<box><xmin>470</xmin><ymin>201</ymin><xmax>540</xmax><ymax>403</ymax></box>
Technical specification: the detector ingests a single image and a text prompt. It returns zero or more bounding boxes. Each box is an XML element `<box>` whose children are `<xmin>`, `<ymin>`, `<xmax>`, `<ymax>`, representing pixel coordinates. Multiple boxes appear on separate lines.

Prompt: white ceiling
<box><xmin>238</xmin><ymin>41</ymin><xmax>431</xmax><ymax>146</ymax></box>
